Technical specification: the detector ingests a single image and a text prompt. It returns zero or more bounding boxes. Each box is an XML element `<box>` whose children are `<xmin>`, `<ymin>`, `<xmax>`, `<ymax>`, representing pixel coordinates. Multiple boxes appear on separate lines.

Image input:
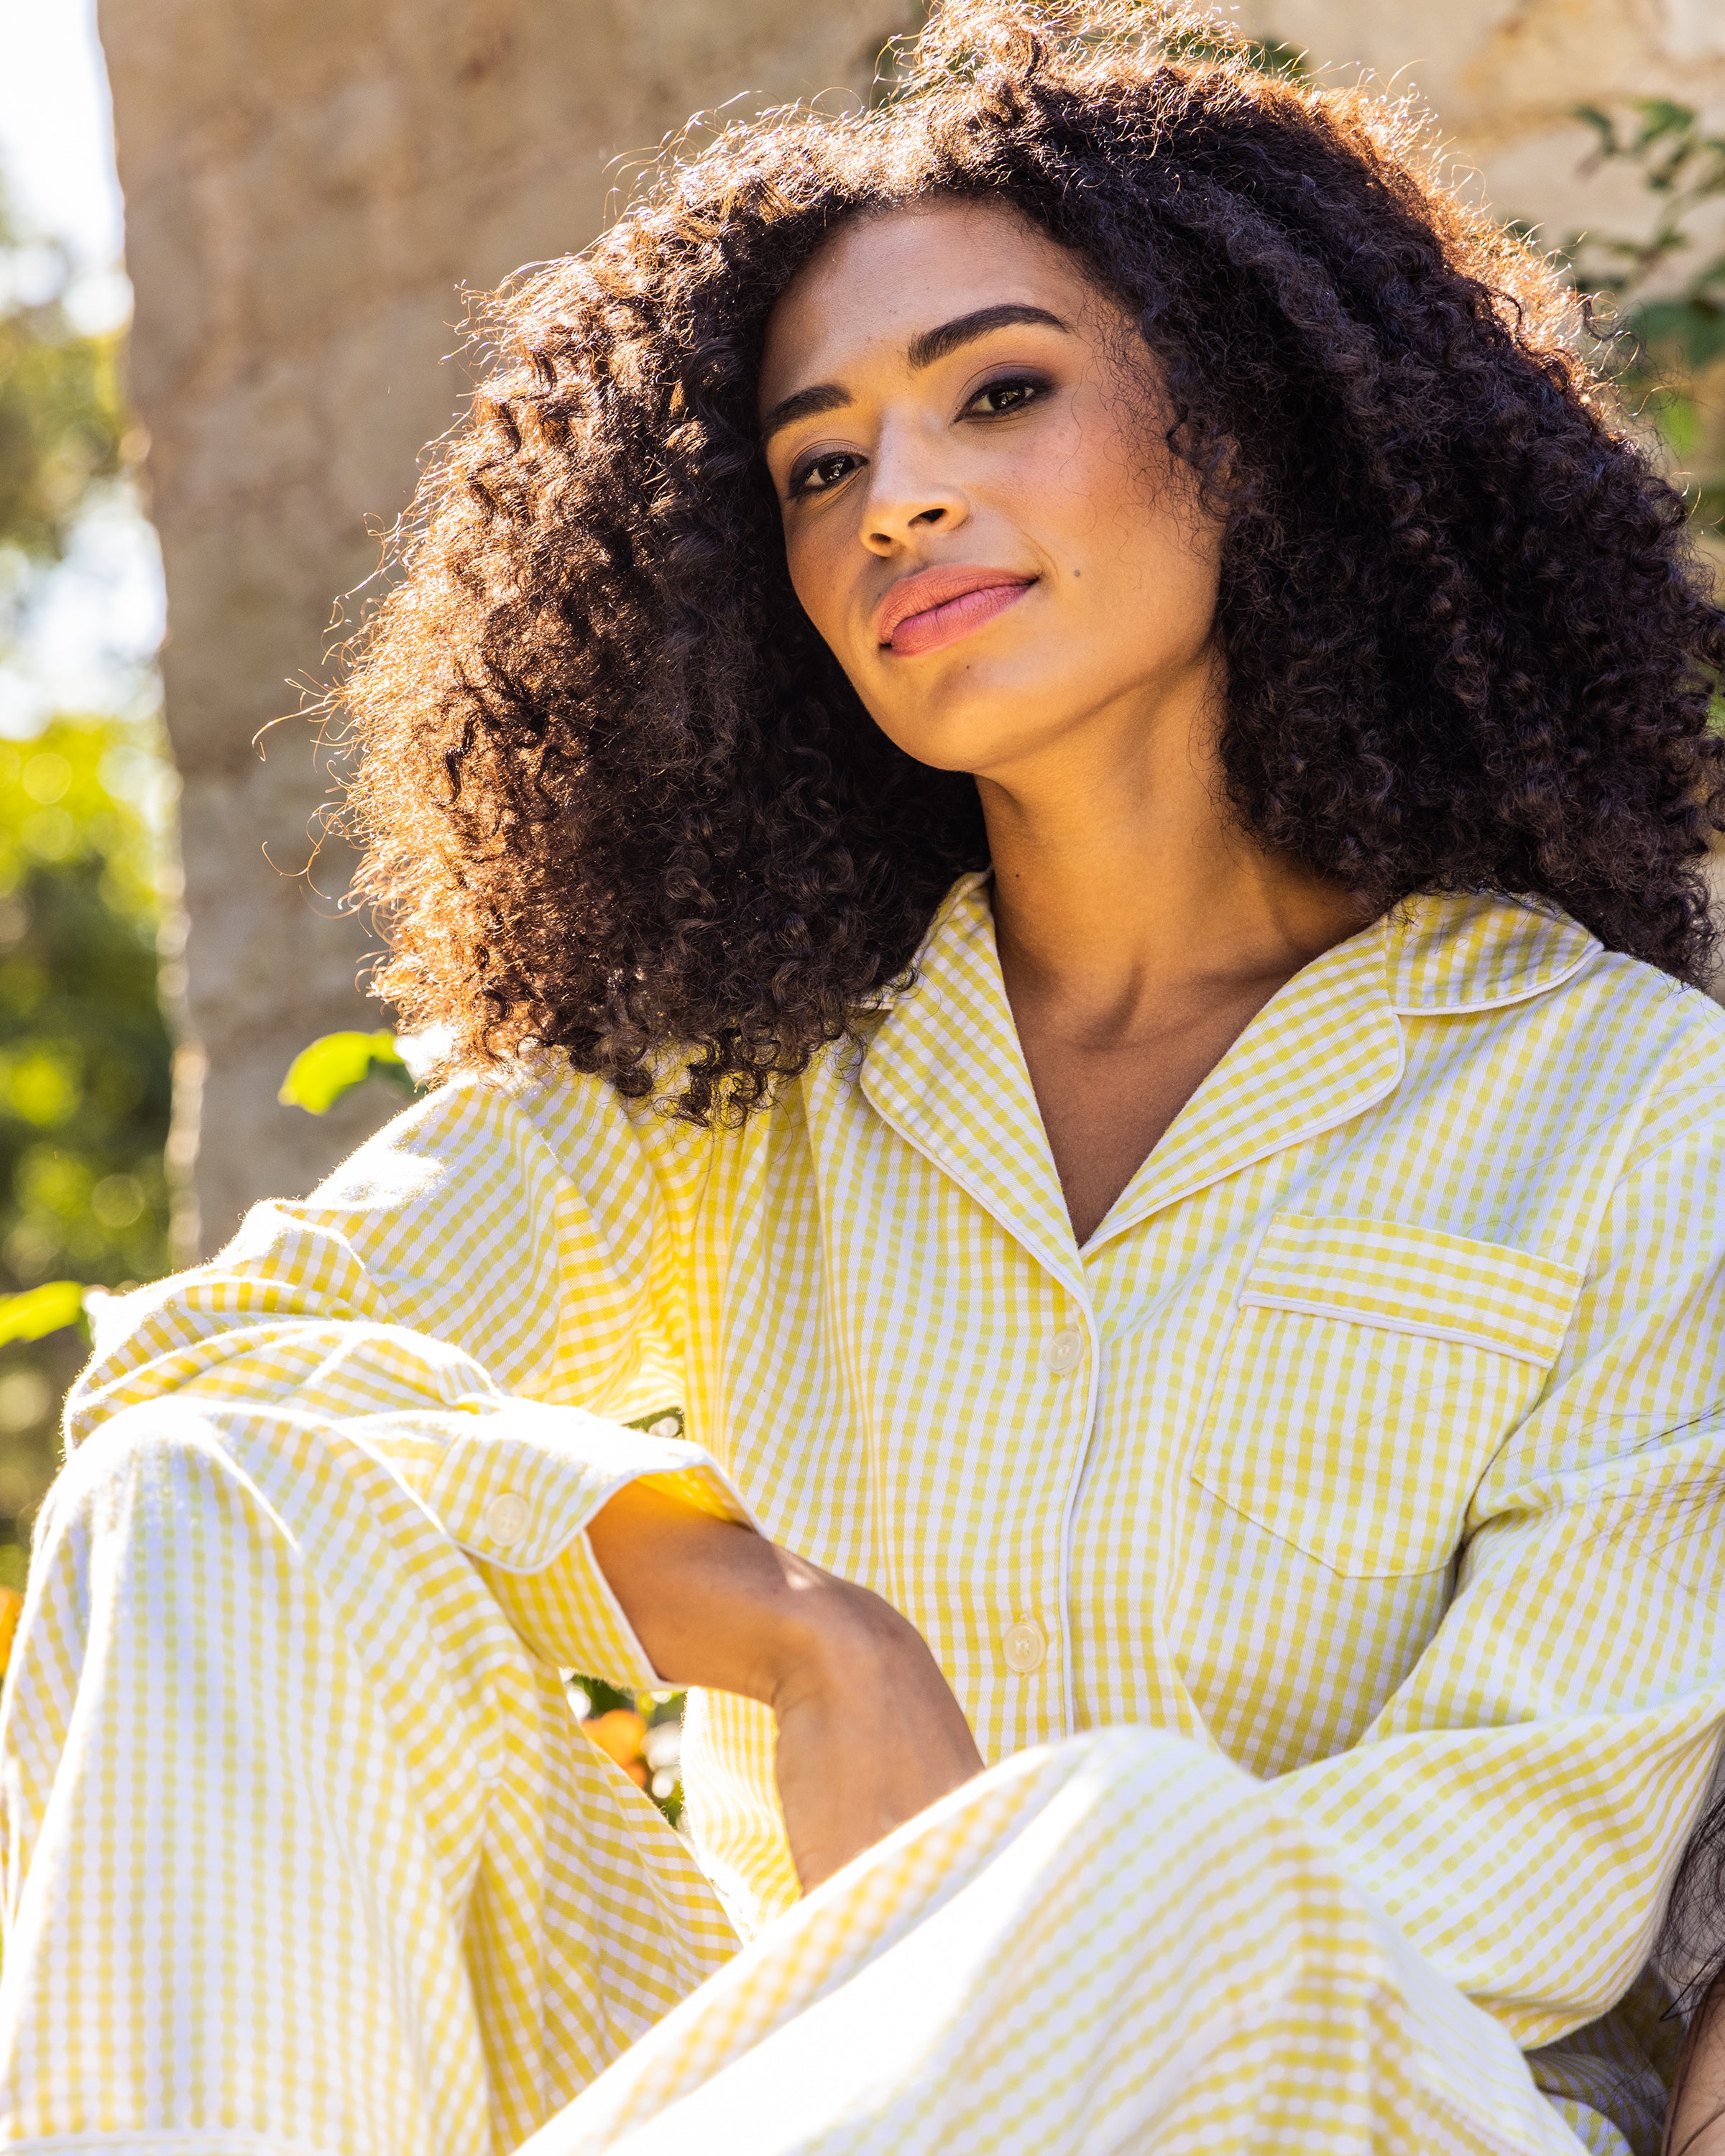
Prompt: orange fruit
<box><xmin>582</xmin><ymin>1708</ymin><xmax>647</xmax><ymax>1769</ymax></box>
<box><xmin>0</xmin><ymin>1588</ymin><xmax>22</xmax><ymax>1677</ymax></box>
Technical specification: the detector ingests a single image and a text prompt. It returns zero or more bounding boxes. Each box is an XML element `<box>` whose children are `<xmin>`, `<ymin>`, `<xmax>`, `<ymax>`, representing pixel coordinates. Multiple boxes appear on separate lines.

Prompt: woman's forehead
<box><xmin>758</xmin><ymin>201</ymin><xmax>1098</xmax><ymax>410</ymax></box>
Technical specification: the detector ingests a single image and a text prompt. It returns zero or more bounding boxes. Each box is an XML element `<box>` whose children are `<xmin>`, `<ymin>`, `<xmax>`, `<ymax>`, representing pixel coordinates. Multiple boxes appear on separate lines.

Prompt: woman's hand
<box><xmin>585</xmin><ymin>1478</ymin><xmax>982</xmax><ymax>1891</ymax></box>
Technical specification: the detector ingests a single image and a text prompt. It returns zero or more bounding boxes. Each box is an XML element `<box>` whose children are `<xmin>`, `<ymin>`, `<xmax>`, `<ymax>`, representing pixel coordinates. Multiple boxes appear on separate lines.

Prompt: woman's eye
<box><xmin>965</xmin><ymin>375</ymin><xmax>1046</xmax><ymax>418</ymax></box>
<box><xmin>788</xmin><ymin>451</ymin><xmax>861</xmax><ymax>498</ymax></box>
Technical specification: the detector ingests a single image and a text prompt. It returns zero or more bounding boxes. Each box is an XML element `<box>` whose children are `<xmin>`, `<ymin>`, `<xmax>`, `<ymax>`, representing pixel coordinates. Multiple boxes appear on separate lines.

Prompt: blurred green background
<box><xmin>0</xmin><ymin>183</ymin><xmax>172</xmax><ymax>1585</ymax></box>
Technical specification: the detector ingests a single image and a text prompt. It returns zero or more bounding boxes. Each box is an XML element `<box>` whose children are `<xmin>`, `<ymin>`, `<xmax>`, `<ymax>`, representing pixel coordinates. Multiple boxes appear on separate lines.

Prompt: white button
<box><xmin>482</xmin><ymin>1490</ymin><xmax>530</xmax><ymax>1546</ymax></box>
<box><xmin>1002</xmin><ymin>1619</ymin><xmax>1046</xmax><ymax>1673</ymax></box>
<box><xmin>648</xmin><ymin>1415</ymin><xmax>681</xmax><ymax>1439</ymax></box>
<box><xmin>1044</xmin><ymin>1326</ymin><xmax>1084</xmax><ymax>1376</ymax></box>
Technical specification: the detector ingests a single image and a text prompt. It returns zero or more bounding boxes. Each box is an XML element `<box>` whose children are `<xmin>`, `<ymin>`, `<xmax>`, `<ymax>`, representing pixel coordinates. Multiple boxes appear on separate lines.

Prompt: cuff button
<box><xmin>482</xmin><ymin>1490</ymin><xmax>531</xmax><ymax>1547</ymax></box>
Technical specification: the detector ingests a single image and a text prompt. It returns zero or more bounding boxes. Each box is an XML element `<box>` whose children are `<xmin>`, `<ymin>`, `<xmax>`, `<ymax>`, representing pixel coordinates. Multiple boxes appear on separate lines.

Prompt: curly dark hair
<box><xmin>340</xmin><ymin>0</ymin><xmax>1725</xmax><ymax>1123</ymax></box>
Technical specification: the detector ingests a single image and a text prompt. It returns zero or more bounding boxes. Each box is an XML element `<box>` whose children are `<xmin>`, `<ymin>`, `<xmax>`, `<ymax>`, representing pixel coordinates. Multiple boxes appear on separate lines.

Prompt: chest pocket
<box><xmin>1188</xmin><ymin>1213</ymin><xmax>1581</xmax><ymax>1579</ymax></box>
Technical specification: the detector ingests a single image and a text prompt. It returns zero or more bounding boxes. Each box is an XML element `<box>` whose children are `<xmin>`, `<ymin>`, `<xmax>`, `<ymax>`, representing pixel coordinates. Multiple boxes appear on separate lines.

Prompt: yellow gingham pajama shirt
<box><xmin>3</xmin><ymin>878</ymin><xmax>1725</xmax><ymax>2156</ymax></box>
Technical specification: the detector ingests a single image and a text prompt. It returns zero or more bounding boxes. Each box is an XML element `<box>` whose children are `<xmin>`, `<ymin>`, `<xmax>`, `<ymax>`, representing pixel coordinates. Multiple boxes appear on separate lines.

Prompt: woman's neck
<box><xmin>977</xmin><ymin>665</ymin><xmax>1369</xmax><ymax>1241</ymax></box>
<box><xmin>983</xmin><ymin>666</ymin><xmax>1361</xmax><ymax>1028</ymax></box>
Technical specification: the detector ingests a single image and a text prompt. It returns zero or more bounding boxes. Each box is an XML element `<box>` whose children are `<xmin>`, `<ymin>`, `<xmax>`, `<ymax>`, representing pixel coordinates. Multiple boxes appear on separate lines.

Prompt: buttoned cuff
<box><xmin>478</xmin><ymin>1519</ymin><xmax>667</xmax><ymax>1689</ymax></box>
<box><xmin>360</xmin><ymin>1399</ymin><xmax>760</xmax><ymax>1684</ymax></box>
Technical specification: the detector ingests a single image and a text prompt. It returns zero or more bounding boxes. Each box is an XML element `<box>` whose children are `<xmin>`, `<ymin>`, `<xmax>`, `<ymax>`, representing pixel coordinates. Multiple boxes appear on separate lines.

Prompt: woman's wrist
<box><xmin>586</xmin><ymin>1478</ymin><xmax>984</xmax><ymax>1889</ymax></box>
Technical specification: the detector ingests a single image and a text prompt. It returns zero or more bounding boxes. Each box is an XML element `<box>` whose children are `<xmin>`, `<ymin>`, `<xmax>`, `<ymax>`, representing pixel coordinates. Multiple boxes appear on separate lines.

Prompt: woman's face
<box><xmin>758</xmin><ymin>200</ymin><xmax>1225</xmax><ymax>786</ymax></box>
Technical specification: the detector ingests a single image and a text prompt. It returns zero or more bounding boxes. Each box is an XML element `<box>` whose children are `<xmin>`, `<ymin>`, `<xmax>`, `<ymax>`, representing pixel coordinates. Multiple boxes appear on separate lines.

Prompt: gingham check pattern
<box><xmin>2</xmin><ymin>880</ymin><xmax>1723</xmax><ymax>2155</ymax></box>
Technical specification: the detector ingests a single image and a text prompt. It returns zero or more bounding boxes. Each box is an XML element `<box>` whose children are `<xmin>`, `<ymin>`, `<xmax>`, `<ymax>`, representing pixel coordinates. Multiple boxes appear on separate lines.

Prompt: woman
<box><xmin>5</xmin><ymin>5</ymin><xmax>1725</xmax><ymax>2152</ymax></box>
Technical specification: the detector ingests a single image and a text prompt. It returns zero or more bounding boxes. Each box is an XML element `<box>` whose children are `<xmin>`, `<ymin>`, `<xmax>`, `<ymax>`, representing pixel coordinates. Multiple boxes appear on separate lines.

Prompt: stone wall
<box><xmin>1235</xmin><ymin>0</ymin><xmax>1725</xmax><ymax>285</ymax></box>
<box><xmin>98</xmin><ymin>0</ymin><xmax>915</xmax><ymax>1254</ymax></box>
<box><xmin>102</xmin><ymin>0</ymin><xmax>1725</xmax><ymax>1251</ymax></box>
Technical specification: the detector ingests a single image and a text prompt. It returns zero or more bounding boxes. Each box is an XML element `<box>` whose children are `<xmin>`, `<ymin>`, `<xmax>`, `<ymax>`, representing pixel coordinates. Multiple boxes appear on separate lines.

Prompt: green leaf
<box><xmin>1575</xmin><ymin>104</ymin><xmax>1615</xmax><ymax>141</ymax></box>
<box><xmin>1634</xmin><ymin>98</ymin><xmax>1698</xmax><ymax>146</ymax></box>
<box><xmin>0</xmin><ymin>1278</ymin><xmax>84</xmax><ymax>1345</ymax></box>
<box><xmin>277</xmin><ymin>1030</ymin><xmax>417</xmax><ymax>1115</ymax></box>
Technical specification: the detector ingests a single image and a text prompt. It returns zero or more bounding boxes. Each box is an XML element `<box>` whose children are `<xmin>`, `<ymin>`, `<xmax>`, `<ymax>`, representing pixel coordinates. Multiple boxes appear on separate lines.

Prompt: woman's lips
<box><xmin>875</xmin><ymin>569</ymin><xmax>1036</xmax><ymax>657</ymax></box>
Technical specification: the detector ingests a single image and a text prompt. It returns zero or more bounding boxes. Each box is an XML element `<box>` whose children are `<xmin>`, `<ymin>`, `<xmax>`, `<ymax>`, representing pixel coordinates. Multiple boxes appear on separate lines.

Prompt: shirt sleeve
<box><xmin>1274</xmin><ymin>1071</ymin><xmax>1725</xmax><ymax>2051</ymax></box>
<box><xmin>64</xmin><ymin>1067</ymin><xmax>755</xmax><ymax>1688</ymax></box>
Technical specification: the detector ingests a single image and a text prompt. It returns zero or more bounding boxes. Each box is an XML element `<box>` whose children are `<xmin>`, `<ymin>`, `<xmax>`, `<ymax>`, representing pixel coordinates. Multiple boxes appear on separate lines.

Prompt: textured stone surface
<box><xmin>101</xmin><ymin>0</ymin><xmax>1725</xmax><ymax>1250</ymax></box>
<box><xmin>1236</xmin><ymin>0</ymin><xmax>1725</xmax><ymax>280</ymax></box>
<box><xmin>98</xmin><ymin>0</ymin><xmax>916</xmax><ymax>1252</ymax></box>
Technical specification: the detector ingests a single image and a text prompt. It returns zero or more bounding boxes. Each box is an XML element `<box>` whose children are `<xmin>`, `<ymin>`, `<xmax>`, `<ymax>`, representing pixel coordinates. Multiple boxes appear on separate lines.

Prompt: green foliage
<box><xmin>1572</xmin><ymin>101</ymin><xmax>1725</xmax><ymax>308</ymax></box>
<box><xmin>1565</xmin><ymin>100</ymin><xmax>1725</xmax><ymax>540</ymax></box>
<box><xmin>279</xmin><ymin>1029</ymin><xmax>418</xmax><ymax>1115</ymax></box>
<box><xmin>0</xmin><ymin>186</ymin><xmax>170</xmax><ymax>1544</ymax></box>
<box><xmin>0</xmin><ymin>303</ymin><xmax>125</xmax><ymax>573</ymax></box>
<box><xmin>0</xmin><ymin>1280</ymin><xmax>86</xmax><ymax>1347</ymax></box>
<box><xmin>0</xmin><ymin>189</ymin><xmax>129</xmax><ymax>586</ymax></box>
<box><xmin>0</xmin><ymin>725</ymin><xmax>172</xmax><ymax>1275</ymax></box>
<box><xmin>0</xmin><ymin>719</ymin><xmax>172</xmax><ymax>1537</ymax></box>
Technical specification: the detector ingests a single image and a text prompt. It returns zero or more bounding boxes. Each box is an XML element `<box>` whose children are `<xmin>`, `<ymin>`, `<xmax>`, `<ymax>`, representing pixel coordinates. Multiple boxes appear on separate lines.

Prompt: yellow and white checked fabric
<box><xmin>3</xmin><ymin>877</ymin><xmax>1725</xmax><ymax>2156</ymax></box>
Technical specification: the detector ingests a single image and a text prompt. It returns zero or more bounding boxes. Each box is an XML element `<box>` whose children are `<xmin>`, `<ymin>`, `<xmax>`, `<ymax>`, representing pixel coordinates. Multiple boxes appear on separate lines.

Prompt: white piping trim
<box><xmin>1085</xmin><ymin>1036</ymin><xmax>1407</xmax><ymax>1266</ymax></box>
<box><xmin>1386</xmin><ymin>938</ymin><xmax>1601</xmax><ymax>1015</ymax></box>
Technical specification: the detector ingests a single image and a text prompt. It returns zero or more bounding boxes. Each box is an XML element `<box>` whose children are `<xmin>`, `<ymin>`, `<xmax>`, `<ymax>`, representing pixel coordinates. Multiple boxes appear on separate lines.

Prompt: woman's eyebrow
<box><xmin>906</xmin><ymin>303</ymin><xmax>1068</xmax><ymax>369</ymax></box>
<box><xmin>760</xmin><ymin>305</ymin><xmax>1070</xmax><ymax>446</ymax></box>
<box><xmin>761</xmin><ymin>383</ymin><xmax>852</xmax><ymax>447</ymax></box>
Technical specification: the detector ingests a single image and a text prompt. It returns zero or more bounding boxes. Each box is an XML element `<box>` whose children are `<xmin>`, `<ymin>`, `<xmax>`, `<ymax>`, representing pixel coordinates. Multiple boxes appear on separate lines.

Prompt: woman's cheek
<box><xmin>792</xmin><ymin>538</ymin><xmax>863</xmax><ymax>668</ymax></box>
<box><xmin>784</xmin><ymin>536</ymin><xmax>829</xmax><ymax>637</ymax></box>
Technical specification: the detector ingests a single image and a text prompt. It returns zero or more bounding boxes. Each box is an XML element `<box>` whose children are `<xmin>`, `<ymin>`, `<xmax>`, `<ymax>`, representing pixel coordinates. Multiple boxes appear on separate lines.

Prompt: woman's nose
<box><xmin>862</xmin><ymin>426</ymin><xmax>970</xmax><ymax>554</ymax></box>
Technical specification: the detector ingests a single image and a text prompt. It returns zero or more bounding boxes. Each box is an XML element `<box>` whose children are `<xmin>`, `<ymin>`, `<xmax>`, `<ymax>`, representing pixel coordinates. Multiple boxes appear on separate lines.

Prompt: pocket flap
<box><xmin>1238</xmin><ymin>1213</ymin><xmax>1581</xmax><ymax>1366</ymax></box>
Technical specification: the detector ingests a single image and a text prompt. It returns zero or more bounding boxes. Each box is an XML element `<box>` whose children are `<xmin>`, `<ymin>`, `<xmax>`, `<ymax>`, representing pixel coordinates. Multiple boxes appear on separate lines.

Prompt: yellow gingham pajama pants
<box><xmin>522</xmin><ymin>1728</ymin><xmax>1583</xmax><ymax>2155</ymax></box>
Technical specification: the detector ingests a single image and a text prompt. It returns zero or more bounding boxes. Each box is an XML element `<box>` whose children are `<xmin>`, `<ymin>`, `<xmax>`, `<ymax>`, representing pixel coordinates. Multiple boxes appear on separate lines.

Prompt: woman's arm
<box><xmin>587</xmin><ymin>1479</ymin><xmax>981</xmax><ymax>1888</ymax></box>
<box><xmin>65</xmin><ymin>1073</ymin><xmax>743</xmax><ymax>1692</ymax></box>
<box><xmin>64</xmin><ymin>1069</ymin><xmax>981</xmax><ymax>1884</ymax></box>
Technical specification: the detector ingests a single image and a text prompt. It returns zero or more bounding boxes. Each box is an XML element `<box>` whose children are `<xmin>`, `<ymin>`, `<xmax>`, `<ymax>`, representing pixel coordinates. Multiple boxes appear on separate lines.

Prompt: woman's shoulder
<box><xmin>1558</xmin><ymin>941</ymin><xmax>1725</xmax><ymax>1077</ymax></box>
<box><xmin>1562</xmin><ymin>948</ymin><xmax>1725</xmax><ymax>1158</ymax></box>
<box><xmin>326</xmin><ymin>1044</ymin><xmax>806</xmax><ymax>1212</ymax></box>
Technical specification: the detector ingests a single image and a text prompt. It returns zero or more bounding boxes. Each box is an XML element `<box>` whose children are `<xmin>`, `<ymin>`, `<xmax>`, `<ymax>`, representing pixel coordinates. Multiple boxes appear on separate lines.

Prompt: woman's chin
<box><xmin>870</xmin><ymin>687</ymin><xmax>1079</xmax><ymax>779</ymax></box>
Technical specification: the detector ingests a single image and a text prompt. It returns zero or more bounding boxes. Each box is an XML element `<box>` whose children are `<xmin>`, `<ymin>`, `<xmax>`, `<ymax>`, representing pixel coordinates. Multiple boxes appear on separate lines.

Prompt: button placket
<box><xmin>1044</xmin><ymin>1294</ymin><xmax>1103</xmax><ymax>1733</ymax></box>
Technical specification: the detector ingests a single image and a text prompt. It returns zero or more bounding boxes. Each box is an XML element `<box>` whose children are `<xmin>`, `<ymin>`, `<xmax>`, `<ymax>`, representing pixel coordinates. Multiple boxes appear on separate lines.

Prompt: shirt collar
<box><xmin>1383</xmin><ymin>891</ymin><xmax>1601</xmax><ymax>1013</ymax></box>
<box><xmin>857</xmin><ymin>879</ymin><xmax>1601</xmax><ymax>1271</ymax></box>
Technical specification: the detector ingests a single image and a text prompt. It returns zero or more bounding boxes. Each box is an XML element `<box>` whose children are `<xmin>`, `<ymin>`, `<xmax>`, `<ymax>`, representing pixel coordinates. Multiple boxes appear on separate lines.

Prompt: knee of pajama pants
<box><xmin>525</xmin><ymin>1724</ymin><xmax>1578</xmax><ymax>2156</ymax></box>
